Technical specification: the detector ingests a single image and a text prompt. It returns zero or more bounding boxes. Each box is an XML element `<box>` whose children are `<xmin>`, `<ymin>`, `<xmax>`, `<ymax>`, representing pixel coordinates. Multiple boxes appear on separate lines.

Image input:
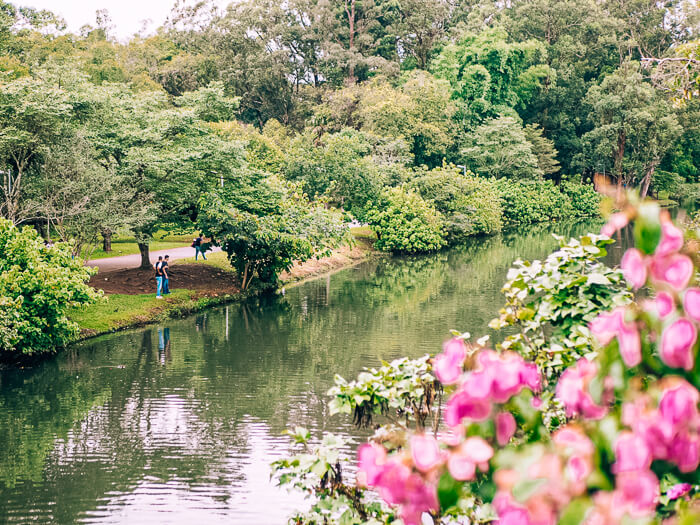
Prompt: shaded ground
<box><xmin>90</xmin><ymin>264</ymin><xmax>239</xmax><ymax>295</ymax></box>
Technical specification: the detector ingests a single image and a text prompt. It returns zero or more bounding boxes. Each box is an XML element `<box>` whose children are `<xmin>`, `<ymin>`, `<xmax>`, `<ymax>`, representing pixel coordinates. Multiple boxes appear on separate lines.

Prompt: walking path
<box><xmin>87</xmin><ymin>245</ymin><xmax>222</xmax><ymax>273</ymax></box>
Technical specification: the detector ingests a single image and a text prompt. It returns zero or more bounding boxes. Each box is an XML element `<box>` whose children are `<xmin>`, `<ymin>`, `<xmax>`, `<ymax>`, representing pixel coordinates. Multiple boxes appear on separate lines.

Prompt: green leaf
<box><xmin>559</xmin><ymin>497</ymin><xmax>593</xmax><ymax>525</ymax></box>
<box><xmin>512</xmin><ymin>477</ymin><xmax>547</xmax><ymax>502</ymax></box>
<box><xmin>634</xmin><ymin>203</ymin><xmax>662</xmax><ymax>255</ymax></box>
<box><xmin>437</xmin><ymin>471</ymin><xmax>461</xmax><ymax>510</ymax></box>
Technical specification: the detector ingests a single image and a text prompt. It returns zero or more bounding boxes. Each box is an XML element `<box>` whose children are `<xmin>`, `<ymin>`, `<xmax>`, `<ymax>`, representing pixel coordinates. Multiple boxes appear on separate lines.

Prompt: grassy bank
<box><xmin>69</xmin><ymin>229</ymin><xmax>377</xmax><ymax>340</ymax></box>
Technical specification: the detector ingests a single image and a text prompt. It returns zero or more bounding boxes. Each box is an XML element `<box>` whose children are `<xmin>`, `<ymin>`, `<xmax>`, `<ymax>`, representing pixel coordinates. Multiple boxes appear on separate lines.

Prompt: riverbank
<box><xmin>68</xmin><ymin>229</ymin><xmax>377</xmax><ymax>340</ymax></box>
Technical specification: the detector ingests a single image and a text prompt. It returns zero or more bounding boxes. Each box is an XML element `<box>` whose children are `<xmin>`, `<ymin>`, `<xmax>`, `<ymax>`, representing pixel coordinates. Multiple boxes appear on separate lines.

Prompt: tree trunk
<box><xmin>138</xmin><ymin>242</ymin><xmax>151</xmax><ymax>269</ymax></box>
<box><xmin>102</xmin><ymin>229</ymin><xmax>112</xmax><ymax>252</ymax></box>
<box><xmin>640</xmin><ymin>161</ymin><xmax>659</xmax><ymax>199</ymax></box>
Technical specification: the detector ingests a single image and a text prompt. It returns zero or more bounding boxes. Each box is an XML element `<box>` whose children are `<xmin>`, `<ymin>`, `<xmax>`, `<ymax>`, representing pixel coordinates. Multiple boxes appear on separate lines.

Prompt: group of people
<box><xmin>154</xmin><ymin>255</ymin><xmax>170</xmax><ymax>298</ymax></box>
<box><xmin>153</xmin><ymin>234</ymin><xmax>208</xmax><ymax>298</ymax></box>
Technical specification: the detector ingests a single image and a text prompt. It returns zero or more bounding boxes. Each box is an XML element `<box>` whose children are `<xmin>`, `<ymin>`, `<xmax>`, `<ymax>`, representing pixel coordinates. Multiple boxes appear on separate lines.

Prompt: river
<box><xmin>0</xmin><ymin>220</ymin><xmax>624</xmax><ymax>524</ymax></box>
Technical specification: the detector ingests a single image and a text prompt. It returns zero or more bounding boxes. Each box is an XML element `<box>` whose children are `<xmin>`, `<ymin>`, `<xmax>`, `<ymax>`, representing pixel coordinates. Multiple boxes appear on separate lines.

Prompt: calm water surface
<box><xmin>0</xmin><ymin>221</ymin><xmax>624</xmax><ymax>524</ymax></box>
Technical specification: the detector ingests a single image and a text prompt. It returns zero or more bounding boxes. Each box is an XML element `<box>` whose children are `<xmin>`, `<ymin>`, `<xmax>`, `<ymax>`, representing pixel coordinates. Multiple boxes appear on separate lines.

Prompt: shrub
<box><xmin>411</xmin><ymin>167</ymin><xmax>503</xmax><ymax>242</ymax></box>
<box><xmin>0</xmin><ymin>219</ymin><xmax>100</xmax><ymax>358</ymax></box>
<box><xmin>366</xmin><ymin>187</ymin><xmax>447</xmax><ymax>254</ymax></box>
<box><xmin>560</xmin><ymin>180</ymin><xmax>602</xmax><ymax>217</ymax></box>
<box><xmin>496</xmin><ymin>178</ymin><xmax>574</xmax><ymax>226</ymax></box>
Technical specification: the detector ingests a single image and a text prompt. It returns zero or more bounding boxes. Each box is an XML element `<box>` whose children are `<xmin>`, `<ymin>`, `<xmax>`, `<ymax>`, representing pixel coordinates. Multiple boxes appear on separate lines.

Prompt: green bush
<box><xmin>0</xmin><ymin>219</ymin><xmax>100</xmax><ymax>358</ymax></box>
<box><xmin>410</xmin><ymin>167</ymin><xmax>503</xmax><ymax>242</ymax></box>
<box><xmin>559</xmin><ymin>180</ymin><xmax>601</xmax><ymax>217</ymax></box>
<box><xmin>366</xmin><ymin>187</ymin><xmax>447</xmax><ymax>254</ymax></box>
<box><xmin>496</xmin><ymin>179</ymin><xmax>574</xmax><ymax>226</ymax></box>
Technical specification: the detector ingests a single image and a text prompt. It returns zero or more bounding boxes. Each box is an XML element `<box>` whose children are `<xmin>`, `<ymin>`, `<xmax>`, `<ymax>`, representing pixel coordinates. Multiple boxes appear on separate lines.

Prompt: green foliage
<box><xmin>328</xmin><ymin>355</ymin><xmax>441</xmax><ymax>430</ymax></box>
<box><xmin>559</xmin><ymin>181</ymin><xmax>602</xmax><ymax>217</ymax></box>
<box><xmin>410</xmin><ymin>166</ymin><xmax>503</xmax><ymax>241</ymax></box>
<box><xmin>366</xmin><ymin>187</ymin><xmax>447</xmax><ymax>254</ymax></box>
<box><xmin>0</xmin><ymin>219</ymin><xmax>100</xmax><ymax>357</ymax></box>
<box><xmin>272</xmin><ymin>433</ymin><xmax>394</xmax><ymax>524</ymax></box>
<box><xmin>461</xmin><ymin>117</ymin><xmax>543</xmax><ymax>179</ymax></box>
<box><xmin>495</xmin><ymin>179</ymin><xmax>574</xmax><ymax>227</ymax></box>
<box><xmin>285</xmin><ymin>130</ymin><xmax>382</xmax><ymax>218</ymax></box>
<box><xmin>490</xmin><ymin>233</ymin><xmax>632</xmax><ymax>380</ymax></box>
<box><xmin>197</xmin><ymin>180</ymin><xmax>348</xmax><ymax>290</ymax></box>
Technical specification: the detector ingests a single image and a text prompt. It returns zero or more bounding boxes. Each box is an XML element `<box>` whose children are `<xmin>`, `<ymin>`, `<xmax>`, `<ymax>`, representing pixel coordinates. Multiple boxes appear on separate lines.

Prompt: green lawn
<box><xmin>82</xmin><ymin>230</ymin><xmax>196</xmax><ymax>260</ymax></box>
<box><xmin>68</xmin><ymin>289</ymin><xmax>194</xmax><ymax>333</ymax></box>
<box><xmin>173</xmin><ymin>250</ymin><xmax>232</xmax><ymax>271</ymax></box>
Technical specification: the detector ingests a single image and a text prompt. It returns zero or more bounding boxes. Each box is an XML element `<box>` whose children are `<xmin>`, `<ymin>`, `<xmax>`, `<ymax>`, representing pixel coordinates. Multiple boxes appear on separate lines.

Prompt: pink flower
<box><xmin>556</xmin><ymin>358</ymin><xmax>608</xmax><ymax>420</ymax></box>
<box><xmin>618</xmin><ymin>319</ymin><xmax>642</xmax><ymax>367</ymax></box>
<box><xmin>668</xmin><ymin>434</ymin><xmax>700</xmax><ymax>472</ymax></box>
<box><xmin>612</xmin><ymin>432</ymin><xmax>651</xmax><ymax>473</ymax></box>
<box><xmin>667</xmin><ymin>483</ymin><xmax>692</xmax><ymax>500</ymax></box>
<box><xmin>375</xmin><ymin>459</ymin><xmax>411</xmax><ymax>504</ymax></box>
<box><xmin>410</xmin><ymin>434</ymin><xmax>442</xmax><ymax>473</ymax></box>
<box><xmin>357</xmin><ymin>442</ymin><xmax>387</xmax><ymax>487</ymax></box>
<box><xmin>616</xmin><ymin>470</ymin><xmax>659</xmax><ymax>518</ymax></box>
<box><xmin>683</xmin><ymin>287</ymin><xmax>700</xmax><ymax>322</ymax></box>
<box><xmin>658</xmin><ymin>380</ymin><xmax>699</xmax><ymax>425</ymax></box>
<box><xmin>621</xmin><ymin>248</ymin><xmax>647</xmax><ymax>288</ymax></box>
<box><xmin>433</xmin><ymin>337</ymin><xmax>467</xmax><ymax>385</ymax></box>
<box><xmin>652</xmin><ymin>291</ymin><xmax>675</xmax><ymax>318</ymax></box>
<box><xmin>656</xmin><ymin>220</ymin><xmax>684</xmax><ymax>257</ymax></box>
<box><xmin>650</xmin><ymin>253</ymin><xmax>693</xmax><ymax>291</ymax></box>
<box><xmin>447</xmin><ymin>437</ymin><xmax>493</xmax><ymax>481</ymax></box>
<box><xmin>444</xmin><ymin>390</ymin><xmax>492</xmax><ymax>426</ymax></box>
<box><xmin>601</xmin><ymin>212</ymin><xmax>629</xmax><ymax>237</ymax></box>
<box><xmin>590</xmin><ymin>308</ymin><xmax>623</xmax><ymax>346</ymax></box>
<box><xmin>496</xmin><ymin>411</ymin><xmax>517</xmax><ymax>446</ymax></box>
<box><xmin>660</xmin><ymin>318</ymin><xmax>697</xmax><ymax>370</ymax></box>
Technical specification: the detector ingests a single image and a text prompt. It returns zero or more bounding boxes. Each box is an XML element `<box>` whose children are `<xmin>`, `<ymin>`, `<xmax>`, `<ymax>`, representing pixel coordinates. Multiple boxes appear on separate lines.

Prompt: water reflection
<box><xmin>0</xmin><ymin>220</ymin><xmax>621</xmax><ymax>524</ymax></box>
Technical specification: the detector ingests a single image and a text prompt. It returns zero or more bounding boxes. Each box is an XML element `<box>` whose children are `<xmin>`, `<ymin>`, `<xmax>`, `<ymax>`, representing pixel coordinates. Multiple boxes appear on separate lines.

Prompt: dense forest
<box><xmin>0</xmin><ymin>0</ymin><xmax>698</xmax><ymax>263</ymax></box>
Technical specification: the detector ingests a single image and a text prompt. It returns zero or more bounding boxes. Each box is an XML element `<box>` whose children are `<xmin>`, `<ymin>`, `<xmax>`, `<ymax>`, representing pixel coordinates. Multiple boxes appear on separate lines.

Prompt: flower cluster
<box><xmin>494</xmin><ymin>426</ymin><xmax>594</xmax><ymax>525</ymax></box>
<box><xmin>357</xmin><ymin>433</ymin><xmax>495</xmax><ymax>525</ymax></box>
<box><xmin>444</xmin><ymin>347</ymin><xmax>540</xmax><ymax>428</ymax></box>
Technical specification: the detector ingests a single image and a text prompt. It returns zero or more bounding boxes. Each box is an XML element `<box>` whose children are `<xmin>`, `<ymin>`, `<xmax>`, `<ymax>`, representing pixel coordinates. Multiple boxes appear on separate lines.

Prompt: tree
<box><xmin>461</xmin><ymin>116</ymin><xmax>543</xmax><ymax>179</ymax></box>
<box><xmin>581</xmin><ymin>63</ymin><xmax>681</xmax><ymax>196</ymax></box>
<box><xmin>197</xmin><ymin>179</ymin><xmax>347</xmax><ymax>290</ymax></box>
<box><xmin>0</xmin><ymin>75</ymin><xmax>72</xmax><ymax>224</ymax></box>
<box><xmin>523</xmin><ymin>123</ymin><xmax>560</xmax><ymax>178</ymax></box>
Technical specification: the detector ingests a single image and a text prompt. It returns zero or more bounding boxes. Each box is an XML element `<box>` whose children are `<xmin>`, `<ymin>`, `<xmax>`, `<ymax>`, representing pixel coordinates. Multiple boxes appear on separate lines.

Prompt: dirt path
<box><xmin>87</xmin><ymin>245</ymin><xmax>222</xmax><ymax>273</ymax></box>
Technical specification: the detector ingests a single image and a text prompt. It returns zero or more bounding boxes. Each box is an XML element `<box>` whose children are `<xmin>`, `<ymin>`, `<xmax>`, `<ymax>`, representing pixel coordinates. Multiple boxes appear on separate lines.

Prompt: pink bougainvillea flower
<box><xmin>410</xmin><ymin>434</ymin><xmax>442</xmax><ymax>473</ymax></box>
<box><xmin>496</xmin><ymin>411</ymin><xmax>517</xmax><ymax>446</ymax></box>
<box><xmin>395</xmin><ymin>473</ymin><xmax>439</xmax><ymax>525</ymax></box>
<box><xmin>650</xmin><ymin>253</ymin><xmax>694</xmax><ymax>291</ymax></box>
<box><xmin>621</xmin><ymin>248</ymin><xmax>647</xmax><ymax>289</ymax></box>
<box><xmin>613</xmin><ymin>432</ymin><xmax>651</xmax><ymax>473</ymax></box>
<box><xmin>617</xmin><ymin>319</ymin><xmax>642</xmax><ymax>367</ymax></box>
<box><xmin>590</xmin><ymin>308</ymin><xmax>623</xmax><ymax>346</ymax></box>
<box><xmin>556</xmin><ymin>358</ymin><xmax>608</xmax><ymax>420</ymax></box>
<box><xmin>656</xmin><ymin>220</ymin><xmax>684</xmax><ymax>257</ymax></box>
<box><xmin>667</xmin><ymin>483</ymin><xmax>692</xmax><ymax>500</ymax></box>
<box><xmin>357</xmin><ymin>442</ymin><xmax>387</xmax><ymax>487</ymax></box>
<box><xmin>669</xmin><ymin>433</ymin><xmax>700</xmax><ymax>472</ymax></box>
<box><xmin>375</xmin><ymin>459</ymin><xmax>411</xmax><ymax>505</ymax></box>
<box><xmin>444</xmin><ymin>389</ymin><xmax>492</xmax><ymax>426</ymax></box>
<box><xmin>652</xmin><ymin>291</ymin><xmax>675</xmax><ymax>318</ymax></box>
<box><xmin>616</xmin><ymin>470</ymin><xmax>659</xmax><ymax>518</ymax></box>
<box><xmin>447</xmin><ymin>437</ymin><xmax>493</xmax><ymax>481</ymax></box>
<box><xmin>660</xmin><ymin>318</ymin><xmax>697</xmax><ymax>370</ymax></box>
<box><xmin>433</xmin><ymin>337</ymin><xmax>467</xmax><ymax>385</ymax></box>
<box><xmin>658</xmin><ymin>380</ymin><xmax>700</xmax><ymax>425</ymax></box>
<box><xmin>683</xmin><ymin>287</ymin><xmax>700</xmax><ymax>322</ymax></box>
<box><xmin>601</xmin><ymin>212</ymin><xmax>629</xmax><ymax>237</ymax></box>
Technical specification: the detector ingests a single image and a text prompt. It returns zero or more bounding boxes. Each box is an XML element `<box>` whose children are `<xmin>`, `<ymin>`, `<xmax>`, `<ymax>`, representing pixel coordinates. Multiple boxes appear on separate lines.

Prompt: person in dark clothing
<box><xmin>193</xmin><ymin>233</ymin><xmax>207</xmax><ymax>260</ymax></box>
<box><xmin>154</xmin><ymin>256</ymin><xmax>164</xmax><ymax>298</ymax></box>
<box><xmin>162</xmin><ymin>255</ymin><xmax>170</xmax><ymax>294</ymax></box>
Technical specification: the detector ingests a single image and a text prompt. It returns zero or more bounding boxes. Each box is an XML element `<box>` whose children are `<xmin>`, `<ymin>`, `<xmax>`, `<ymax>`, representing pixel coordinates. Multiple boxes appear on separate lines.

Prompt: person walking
<box><xmin>162</xmin><ymin>255</ymin><xmax>171</xmax><ymax>295</ymax></box>
<box><xmin>193</xmin><ymin>233</ymin><xmax>207</xmax><ymax>261</ymax></box>
<box><xmin>154</xmin><ymin>255</ymin><xmax>164</xmax><ymax>298</ymax></box>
